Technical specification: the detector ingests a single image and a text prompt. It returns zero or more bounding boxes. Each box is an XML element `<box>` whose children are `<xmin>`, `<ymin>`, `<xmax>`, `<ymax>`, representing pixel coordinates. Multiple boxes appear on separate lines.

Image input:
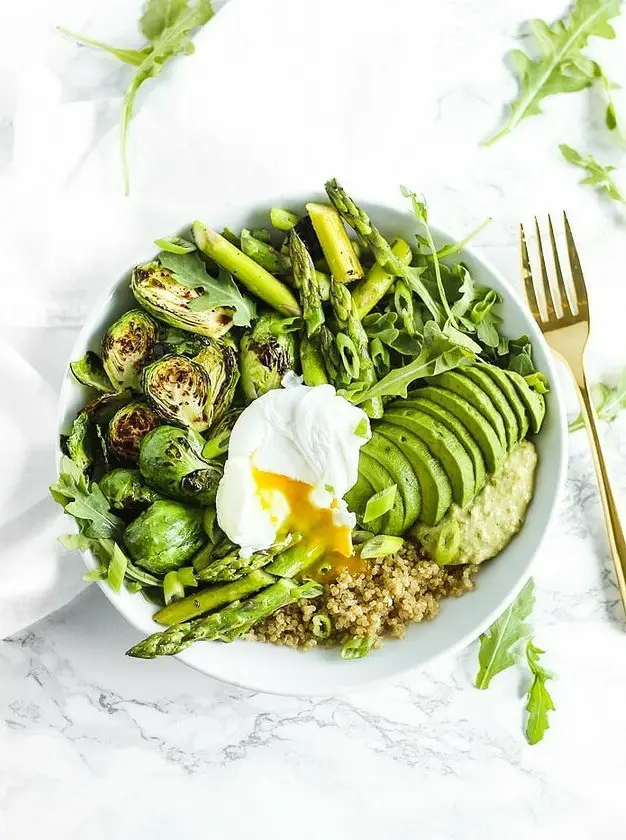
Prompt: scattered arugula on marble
<box><xmin>59</xmin><ymin>0</ymin><xmax>216</xmax><ymax>194</ymax></box>
<box><xmin>569</xmin><ymin>368</ymin><xmax>626</xmax><ymax>431</ymax></box>
<box><xmin>525</xmin><ymin>640</ymin><xmax>556</xmax><ymax>745</ymax></box>
<box><xmin>559</xmin><ymin>144</ymin><xmax>626</xmax><ymax>203</ymax></box>
<box><xmin>596</xmin><ymin>67</ymin><xmax>625</xmax><ymax>136</ymax></box>
<box><xmin>485</xmin><ymin>0</ymin><xmax>622</xmax><ymax>145</ymax></box>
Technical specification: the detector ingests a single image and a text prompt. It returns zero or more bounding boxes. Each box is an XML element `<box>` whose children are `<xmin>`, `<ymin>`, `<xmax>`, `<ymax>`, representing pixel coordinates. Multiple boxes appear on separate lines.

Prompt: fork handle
<box><xmin>576</xmin><ymin>375</ymin><xmax>626</xmax><ymax>612</ymax></box>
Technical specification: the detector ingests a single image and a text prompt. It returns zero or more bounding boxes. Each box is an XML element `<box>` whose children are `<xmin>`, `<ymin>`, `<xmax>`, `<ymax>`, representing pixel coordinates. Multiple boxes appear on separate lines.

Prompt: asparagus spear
<box><xmin>329</xmin><ymin>277</ymin><xmax>383</xmax><ymax>419</ymax></box>
<box><xmin>154</xmin><ymin>570</ymin><xmax>276</xmax><ymax>625</ymax></box>
<box><xmin>127</xmin><ymin>578</ymin><xmax>323</xmax><ymax>658</ymax></box>
<box><xmin>306</xmin><ymin>202</ymin><xmax>364</xmax><ymax>283</ymax></box>
<box><xmin>289</xmin><ymin>231</ymin><xmax>325</xmax><ymax>337</ymax></box>
<box><xmin>192</xmin><ymin>222</ymin><xmax>301</xmax><ymax>316</ymax></box>
<box><xmin>266</xmin><ymin>541</ymin><xmax>325</xmax><ymax>577</ymax></box>
<box><xmin>197</xmin><ymin>533</ymin><xmax>301</xmax><ymax>583</ymax></box>
<box><xmin>240</xmin><ymin>229</ymin><xmax>291</xmax><ymax>275</ymax></box>
<box><xmin>352</xmin><ymin>238</ymin><xmax>412</xmax><ymax>318</ymax></box>
<box><xmin>300</xmin><ymin>333</ymin><xmax>329</xmax><ymax>386</ymax></box>
<box><xmin>324</xmin><ymin>180</ymin><xmax>444</xmax><ymax>322</ymax></box>
<box><xmin>270</xmin><ymin>207</ymin><xmax>300</xmax><ymax>231</ymax></box>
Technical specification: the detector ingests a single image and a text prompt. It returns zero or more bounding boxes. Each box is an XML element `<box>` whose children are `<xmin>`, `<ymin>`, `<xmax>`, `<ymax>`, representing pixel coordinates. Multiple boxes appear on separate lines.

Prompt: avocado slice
<box><xmin>475</xmin><ymin>362</ymin><xmax>529</xmax><ymax>439</ymax></box>
<box><xmin>383</xmin><ymin>407</ymin><xmax>475</xmax><ymax>508</ymax></box>
<box><xmin>414</xmin><ymin>385</ymin><xmax>506</xmax><ymax>474</ymax></box>
<box><xmin>504</xmin><ymin>370</ymin><xmax>546</xmax><ymax>434</ymax></box>
<box><xmin>358</xmin><ymin>450</ymin><xmax>406</xmax><ymax>536</ymax></box>
<box><xmin>344</xmin><ymin>471</ymin><xmax>382</xmax><ymax>531</ymax></box>
<box><xmin>457</xmin><ymin>367</ymin><xmax>519</xmax><ymax>449</ymax></box>
<box><xmin>364</xmin><ymin>433</ymin><xmax>422</xmax><ymax>531</ymax></box>
<box><xmin>402</xmin><ymin>396</ymin><xmax>487</xmax><ymax>492</ymax></box>
<box><xmin>376</xmin><ymin>423</ymin><xmax>452</xmax><ymax>525</ymax></box>
<box><xmin>427</xmin><ymin>371</ymin><xmax>507</xmax><ymax>448</ymax></box>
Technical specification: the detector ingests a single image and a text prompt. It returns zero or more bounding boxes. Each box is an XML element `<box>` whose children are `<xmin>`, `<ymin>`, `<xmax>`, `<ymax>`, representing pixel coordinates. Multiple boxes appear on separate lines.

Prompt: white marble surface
<box><xmin>3</xmin><ymin>0</ymin><xmax>626</xmax><ymax>837</ymax></box>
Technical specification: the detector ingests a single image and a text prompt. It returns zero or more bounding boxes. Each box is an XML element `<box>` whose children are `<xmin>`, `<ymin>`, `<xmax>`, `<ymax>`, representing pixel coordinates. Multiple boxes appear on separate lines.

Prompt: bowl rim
<box><xmin>56</xmin><ymin>190</ymin><xmax>568</xmax><ymax>695</ymax></box>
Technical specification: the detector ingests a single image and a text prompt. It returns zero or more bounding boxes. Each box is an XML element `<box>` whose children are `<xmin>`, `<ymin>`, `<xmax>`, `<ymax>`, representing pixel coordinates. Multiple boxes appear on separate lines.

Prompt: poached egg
<box><xmin>216</xmin><ymin>373</ymin><xmax>371</xmax><ymax>562</ymax></box>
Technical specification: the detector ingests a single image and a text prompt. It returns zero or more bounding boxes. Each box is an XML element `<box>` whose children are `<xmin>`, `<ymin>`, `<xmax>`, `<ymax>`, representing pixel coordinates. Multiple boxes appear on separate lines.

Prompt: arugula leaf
<box><xmin>436</xmin><ymin>218</ymin><xmax>492</xmax><ymax>259</ymax></box>
<box><xmin>569</xmin><ymin>369</ymin><xmax>626</xmax><ymax>430</ymax></box>
<box><xmin>507</xmin><ymin>335</ymin><xmax>536</xmax><ymax>376</ymax></box>
<box><xmin>50</xmin><ymin>456</ymin><xmax>124</xmax><ymax>540</ymax></box>
<box><xmin>596</xmin><ymin>66</ymin><xmax>624</xmax><ymax>135</ymax></box>
<box><xmin>485</xmin><ymin>0</ymin><xmax>622</xmax><ymax>145</ymax></box>
<box><xmin>141</xmin><ymin>0</ymin><xmax>190</xmax><ymax>41</ymax></box>
<box><xmin>560</xmin><ymin>144</ymin><xmax>625</xmax><ymax>203</ymax></box>
<box><xmin>363</xmin><ymin>312</ymin><xmax>401</xmax><ymax>346</ymax></box>
<box><xmin>158</xmin><ymin>250</ymin><xmax>256</xmax><ymax>326</ymax></box>
<box><xmin>475</xmin><ymin>577</ymin><xmax>535</xmax><ymax>689</ymax></box>
<box><xmin>58</xmin><ymin>28</ymin><xmax>148</xmax><ymax>66</ymax></box>
<box><xmin>350</xmin><ymin>321</ymin><xmax>475</xmax><ymax>404</ymax></box>
<box><xmin>525</xmin><ymin>640</ymin><xmax>555</xmax><ymax>744</ymax></box>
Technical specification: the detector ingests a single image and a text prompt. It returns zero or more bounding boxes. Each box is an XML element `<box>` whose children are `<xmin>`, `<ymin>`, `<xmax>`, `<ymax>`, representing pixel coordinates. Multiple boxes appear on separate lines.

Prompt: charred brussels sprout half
<box><xmin>100</xmin><ymin>468</ymin><xmax>162</xmax><ymax>514</ymax></box>
<box><xmin>131</xmin><ymin>261</ymin><xmax>234</xmax><ymax>338</ymax></box>
<box><xmin>240</xmin><ymin>311</ymin><xmax>297</xmax><ymax>400</ymax></box>
<box><xmin>139</xmin><ymin>425</ymin><xmax>223</xmax><ymax>505</ymax></box>
<box><xmin>151</xmin><ymin>326</ymin><xmax>209</xmax><ymax>360</ymax></box>
<box><xmin>70</xmin><ymin>351</ymin><xmax>113</xmax><ymax>392</ymax></box>
<box><xmin>142</xmin><ymin>340</ymin><xmax>239</xmax><ymax>433</ymax></box>
<box><xmin>107</xmin><ymin>400</ymin><xmax>162</xmax><ymax>461</ymax></box>
<box><xmin>123</xmin><ymin>500</ymin><xmax>205</xmax><ymax>574</ymax></box>
<box><xmin>202</xmin><ymin>406</ymin><xmax>244</xmax><ymax>459</ymax></box>
<box><xmin>63</xmin><ymin>412</ymin><xmax>94</xmax><ymax>473</ymax></box>
<box><xmin>101</xmin><ymin>309</ymin><xmax>158</xmax><ymax>391</ymax></box>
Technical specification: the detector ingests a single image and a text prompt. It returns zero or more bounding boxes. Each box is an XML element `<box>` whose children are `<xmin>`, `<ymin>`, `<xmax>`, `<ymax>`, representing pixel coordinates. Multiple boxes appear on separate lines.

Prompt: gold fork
<box><xmin>520</xmin><ymin>213</ymin><xmax>626</xmax><ymax>615</ymax></box>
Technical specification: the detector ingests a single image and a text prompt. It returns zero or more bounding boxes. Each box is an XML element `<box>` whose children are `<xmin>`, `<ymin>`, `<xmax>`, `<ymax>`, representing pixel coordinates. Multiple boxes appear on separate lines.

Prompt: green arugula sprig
<box><xmin>485</xmin><ymin>0</ymin><xmax>622</xmax><ymax>146</ymax></box>
<box><xmin>525</xmin><ymin>640</ymin><xmax>556</xmax><ymax>745</ymax></box>
<box><xmin>50</xmin><ymin>456</ymin><xmax>124</xmax><ymax>540</ymax></box>
<box><xmin>560</xmin><ymin>144</ymin><xmax>626</xmax><ymax>203</ymax></box>
<box><xmin>59</xmin><ymin>0</ymin><xmax>216</xmax><ymax>193</ymax></box>
<box><xmin>569</xmin><ymin>369</ymin><xmax>626</xmax><ymax>430</ymax></box>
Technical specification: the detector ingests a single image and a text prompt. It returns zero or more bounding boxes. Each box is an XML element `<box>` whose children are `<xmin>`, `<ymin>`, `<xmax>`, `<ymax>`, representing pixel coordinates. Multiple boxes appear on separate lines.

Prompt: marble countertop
<box><xmin>2</xmin><ymin>0</ymin><xmax>626</xmax><ymax>837</ymax></box>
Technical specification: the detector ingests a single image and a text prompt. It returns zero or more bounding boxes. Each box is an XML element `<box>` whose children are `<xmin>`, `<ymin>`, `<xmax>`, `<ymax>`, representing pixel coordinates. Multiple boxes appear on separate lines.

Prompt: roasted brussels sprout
<box><xmin>139</xmin><ymin>425</ymin><xmax>222</xmax><ymax>505</ymax></box>
<box><xmin>123</xmin><ymin>500</ymin><xmax>205</xmax><ymax>574</ymax></box>
<box><xmin>64</xmin><ymin>412</ymin><xmax>94</xmax><ymax>473</ymax></box>
<box><xmin>152</xmin><ymin>326</ymin><xmax>209</xmax><ymax>359</ymax></box>
<box><xmin>107</xmin><ymin>400</ymin><xmax>162</xmax><ymax>461</ymax></box>
<box><xmin>142</xmin><ymin>340</ymin><xmax>239</xmax><ymax>433</ymax></box>
<box><xmin>240</xmin><ymin>311</ymin><xmax>297</xmax><ymax>400</ymax></box>
<box><xmin>84</xmin><ymin>389</ymin><xmax>133</xmax><ymax>424</ymax></box>
<box><xmin>70</xmin><ymin>351</ymin><xmax>113</xmax><ymax>392</ymax></box>
<box><xmin>100</xmin><ymin>468</ymin><xmax>162</xmax><ymax>514</ymax></box>
<box><xmin>131</xmin><ymin>261</ymin><xmax>234</xmax><ymax>338</ymax></box>
<box><xmin>202</xmin><ymin>406</ymin><xmax>244</xmax><ymax>459</ymax></box>
<box><xmin>101</xmin><ymin>309</ymin><xmax>158</xmax><ymax>391</ymax></box>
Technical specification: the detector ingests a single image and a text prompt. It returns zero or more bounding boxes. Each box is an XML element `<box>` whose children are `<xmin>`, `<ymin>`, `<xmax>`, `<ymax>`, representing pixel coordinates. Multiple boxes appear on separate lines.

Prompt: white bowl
<box><xmin>58</xmin><ymin>193</ymin><xmax>567</xmax><ymax>696</ymax></box>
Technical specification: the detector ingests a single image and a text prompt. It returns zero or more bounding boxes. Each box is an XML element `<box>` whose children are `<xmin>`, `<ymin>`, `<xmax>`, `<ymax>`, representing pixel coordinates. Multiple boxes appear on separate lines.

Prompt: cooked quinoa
<box><xmin>248</xmin><ymin>540</ymin><xmax>478</xmax><ymax>650</ymax></box>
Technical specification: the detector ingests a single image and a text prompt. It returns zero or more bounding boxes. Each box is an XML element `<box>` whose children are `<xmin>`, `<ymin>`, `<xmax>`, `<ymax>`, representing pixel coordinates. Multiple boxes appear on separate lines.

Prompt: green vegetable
<box><xmin>265</xmin><ymin>541</ymin><xmax>325</xmax><ymax>577</ymax></box>
<box><xmin>107</xmin><ymin>543</ymin><xmax>129</xmax><ymax>592</ymax></box>
<box><xmin>525</xmin><ymin>640</ymin><xmax>556</xmax><ymax>745</ymax></box>
<box><xmin>299</xmin><ymin>333</ymin><xmax>328</xmax><ymax>386</ymax></box>
<box><xmin>290</xmin><ymin>231</ymin><xmax>325</xmax><ymax>337</ymax></box>
<box><xmin>177</xmin><ymin>566</ymin><xmax>197</xmax><ymax>587</ymax></box>
<box><xmin>240</xmin><ymin>229</ymin><xmax>291</xmax><ymax>275</ymax></box>
<box><xmin>595</xmin><ymin>66</ymin><xmax>624</xmax><ymax>135</ymax></box>
<box><xmin>158</xmin><ymin>249</ymin><xmax>257</xmax><ymax>327</ymax></box>
<box><xmin>201</xmin><ymin>407</ymin><xmax>243</xmax><ymax>459</ymax></box>
<box><xmin>569</xmin><ymin>369</ymin><xmax>626</xmax><ymax>431</ymax></box>
<box><xmin>192</xmin><ymin>222</ymin><xmax>301</xmax><ymax>316</ymax></box>
<box><xmin>360</xmin><ymin>535</ymin><xmax>404</xmax><ymax>559</ymax></box>
<box><xmin>139</xmin><ymin>425</ymin><xmax>222</xmax><ymax>504</ymax></box>
<box><xmin>312</xmin><ymin>614</ymin><xmax>332</xmax><ymax>639</ymax></box>
<box><xmin>100</xmin><ymin>468</ymin><xmax>162</xmax><ymax>513</ymax></box>
<box><xmin>484</xmin><ymin>0</ymin><xmax>621</xmax><ymax>145</ymax></box>
<box><xmin>196</xmin><ymin>534</ymin><xmax>300</xmax><ymax>583</ymax></box>
<box><xmin>305</xmin><ymin>202</ymin><xmax>364</xmax><ymax>283</ymax></box>
<box><xmin>70</xmin><ymin>351</ymin><xmax>114</xmax><ymax>392</ymax></box>
<box><xmin>349</xmin><ymin>321</ymin><xmax>475</xmax><ymax>404</ymax></box>
<box><xmin>270</xmin><ymin>207</ymin><xmax>300</xmax><ymax>231</ymax></box>
<box><xmin>341</xmin><ymin>636</ymin><xmax>375</xmax><ymax>660</ymax></box>
<box><xmin>64</xmin><ymin>413</ymin><xmax>94</xmax><ymax>473</ymax></box>
<box><xmin>60</xmin><ymin>0</ymin><xmax>216</xmax><ymax>193</ymax></box>
<box><xmin>154</xmin><ymin>235</ymin><xmax>196</xmax><ymax>254</ymax></box>
<box><xmin>124</xmin><ymin>500</ymin><xmax>205</xmax><ymax>574</ymax></box>
<box><xmin>363</xmin><ymin>485</ymin><xmax>397</xmax><ymax>523</ymax></box>
<box><xmin>50</xmin><ymin>456</ymin><xmax>124</xmax><ymax>540</ymax></box>
<box><xmin>434</xmin><ymin>520</ymin><xmax>461</xmax><ymax>565</ymax></box>
<box><xmin>352</xmin><ymin>238</ymin><xmax>413</xmax><ymax>318</ymax></box>
<box><xmin>163</xmin><ymin>570</ymin><xmax>185</xmax><ymax>604</ymax></box>
<box><xmin>475</xmin><ymin>577</ymin><xmax>535</xmax><ymax>689</ymax></box>
<box><xmin>101</xmin><ymin>309</ymin><xmax>159</xmax><ymax>391</ymax></box>
<box><xmin>240</xmin><ymin>311</ymin><xmax>298</xmax><ymax>400</ymax></box>
<box><xmin>107</xmin><ymin>400</ymin><xmax>162</xmax><ymax>461</ymax></box>
<box><xmin>435</xmin><ymin>218</ymin><xmax>492</xmax><ymax>259</ymax></box>
<box><xmin>559</xmin><ymin>144</ymin><xmax>625</xmax><ymax>203</ymax></box>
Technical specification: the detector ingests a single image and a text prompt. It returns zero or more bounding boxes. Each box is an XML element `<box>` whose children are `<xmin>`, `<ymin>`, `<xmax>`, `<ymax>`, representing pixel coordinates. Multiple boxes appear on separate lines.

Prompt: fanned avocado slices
<box><xmin>504</xmin><ymin>370</ymin><xmax>546</xmax><ymax>434</ymax></box>
<box><xmin>401</xmin><ymin>396</ymin><xmax>486</xmax><ymax>492</ymax></box>
<box><xmin>365</xmin><ymin>431</ymin><xmax>422</xmax><ymax>531</ymax></box>
<box><xmin>427</xmin><ymin>370</ymin><xmax>508</xmax><ymax>448</ymax></box>
<box><xmin>376</xmin><ymin>423</ymin><xmax>452</xmax><ymax>526</ymax></box>
<box><xmin>383</xmin><ymin>407</ymin><xmax>475</xmax><ymax>508</ymax></box>
<box><xmin>457</xmin><ymin>367</ymin><xmax>519</xmax><ymax>449</ymax></box>
<box><xmin>358</xmin><ymin>450</ymin><xmax>406</xmax><ymax>536</ymax></box>
<box><xmin>475</xmin><ymin>362</ymin><xmax>529</xmax><ymax>439</ymax></box>
<box><xmin>414</xmin><ymin>385</ymin><xmax>506</xmax><ymax>474</ymax></box>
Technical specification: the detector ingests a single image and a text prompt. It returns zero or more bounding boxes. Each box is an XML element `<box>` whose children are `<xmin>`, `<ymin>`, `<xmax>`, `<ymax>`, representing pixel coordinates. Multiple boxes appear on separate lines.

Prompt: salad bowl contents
<box><xmin>53</xmin><ymin>181</ymin><xmax>565</xmax><ymax>692</ymax></box>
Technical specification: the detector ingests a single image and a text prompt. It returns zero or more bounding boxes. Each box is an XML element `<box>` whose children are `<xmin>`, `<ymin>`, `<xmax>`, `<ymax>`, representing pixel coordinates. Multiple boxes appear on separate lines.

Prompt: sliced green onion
<box><xmin>267</xmin><ymin>315</ymin><xmax>302</xmax><ymax>336</ymax></box>
<box><xmin>83</xmin><ymin>567</ymin><xmax>107</xmax><ymax>582</ymax></box>
<box><xmin>270</xmin><ymin>207</ymin><xmax>300</xmax><ymax>231</ymax></box>
<box><xmin>394</xmin><ymin>279</ymin><xmax>414</xmax><ymax>323</ymax></box>
<box><xmin>295</xmin><ymin>581</ymin><xmax>325</xmax><ymax>599</ymax></box>
<box><xmin>312</xmin><ymin>614</ymin><xmax>333</xmax><ymax>639</ymax></box>
<box><xmin>434</xmin><ymin>520</ymin><xmax>461</xmax><ymax>566</ymax></box>
<box><xmin>360</xmin><ymin>535</ymin><xmax>404</xmax><ymax>559</ymax></box>
<box><xmin>202</xmin><ymin>429</ymin><xmax>231</xmax><ymax>460</ymax></box>
<box><xmin>154</xmin><ymin>235</ymin><xmax>196</xmax><ymax>254</ymax></box>
<box><xmin>163</xmin><ymin>571</ymin><xmax>185</xmax><ymax>605</ymax></box>
<box><xmin>341</xmin><ymin>635</ymin><xmax>375</xmax><ymax>660</ymax></box>
<box><xmin>336</xmin><ymin>333</ymin><xmax>360</xmax><ymax>380</ymax></box>
<box><xmin>352</xmin><ymin>529</ymin><xmax>375</xmax><ymax>545</ymax></box>
<box><xmin>107</xmin><ymin>543</ymin><xmax>128</xmax><ymax>592</ymax></box>
<box><xmin>177</xmin><ymin>567</ymin><xmax>198</xmax><ymax>588</ymax></box>
<box><xmin>125</xmin><ymin>561</ymin><xmax>162</xmax><ymax>587</ymax></box>
<box><xmin>125</xmin><ymin>581</ymin><xmax>142</xmax><ymax>594</ymax></box>
<box><xmin>353</xmin><ymin>417</ymin><xmax>370</xmax><ymax>438</ymax></box>
<box><xmin>470</xmin><ymin>289</ymin><xmax>499</xmax><ymax>324</ymax></box>
<box><xmin>363</xmin><ymin>485</ymin><xmax>397</xmax><ymax>523</ymax></box>
<box><xmin>525</xmin><ymin>372</ymin><xmax>550</xmax><ymax>394</ymax></box>
<box><xmin>370</xmin><ymin>337</ymin><xmax>391</xmax><ymax>377</ymax></box>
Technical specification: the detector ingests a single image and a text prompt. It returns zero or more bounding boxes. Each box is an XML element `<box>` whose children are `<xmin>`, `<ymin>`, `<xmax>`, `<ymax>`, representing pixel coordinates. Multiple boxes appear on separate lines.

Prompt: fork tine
<box><xmin>534</xmin><ymin>217</ymin><xmax>557</xmax><ymax>321</ymax></box>
<box><xmin>547</xmin><ymin>214</ymin><xmax>573</xmax><ymax>318</ymax></box>
<box><xmin>563</xmin><ymin>212</ymin><xmax>589</xmax><ymax>317</ymax></box>
<box><xmin>519</xmin><ymin>223</ymin><xmax>540</xmax><ymax>320</ymax></box>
